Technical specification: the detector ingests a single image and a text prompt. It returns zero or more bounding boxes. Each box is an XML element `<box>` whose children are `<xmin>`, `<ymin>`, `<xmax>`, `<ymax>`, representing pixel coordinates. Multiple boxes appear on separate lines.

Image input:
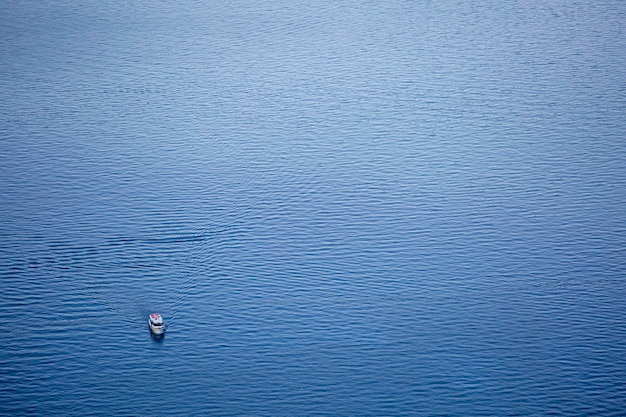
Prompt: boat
<box><xmin>148</xmin><ymin>313</ymin><xmax>165</xmax><ymax>335</ymax></box>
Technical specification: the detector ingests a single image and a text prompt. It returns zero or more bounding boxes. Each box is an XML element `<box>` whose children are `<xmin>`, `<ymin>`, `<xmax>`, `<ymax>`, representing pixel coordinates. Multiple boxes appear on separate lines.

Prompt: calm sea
<box><xmin>1</xmin><ymin>1</ymin><xmax>625</xmax><ymax>415</ymax></box>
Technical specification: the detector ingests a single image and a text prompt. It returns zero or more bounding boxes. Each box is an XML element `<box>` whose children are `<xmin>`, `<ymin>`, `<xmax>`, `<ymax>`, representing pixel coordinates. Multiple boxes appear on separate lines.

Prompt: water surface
<box><xmin>1</xmin><ymin>1</ymin><xmax>625</xmax><ymax>415</ymax></box>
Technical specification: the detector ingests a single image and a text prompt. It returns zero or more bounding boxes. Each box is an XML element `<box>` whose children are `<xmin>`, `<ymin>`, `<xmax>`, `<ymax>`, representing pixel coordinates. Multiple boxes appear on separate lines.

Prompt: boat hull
<box><xmin>148</xmin><ymin>320</ymin><xmax>165</xmax><ymax>335</ymax></box>
<box><xmin>148</xmin><ymin>313</ymin><xmax>165</xmax><ymax>335</ymax></box>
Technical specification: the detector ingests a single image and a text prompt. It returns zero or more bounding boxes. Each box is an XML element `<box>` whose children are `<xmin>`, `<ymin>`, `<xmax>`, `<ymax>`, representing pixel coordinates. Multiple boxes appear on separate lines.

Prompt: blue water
<box><xmin>1</xmin><ymin>1</ymin><xmax>626</xmax><ymax>415</ymax></box>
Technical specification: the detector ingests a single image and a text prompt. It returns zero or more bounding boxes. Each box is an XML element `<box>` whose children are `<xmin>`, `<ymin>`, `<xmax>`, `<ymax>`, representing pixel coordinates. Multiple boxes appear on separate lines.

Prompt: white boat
<box><xmin>148</xmin><ymin>313</ymin><xmax>165</xmax><ymax>335</ymax></box>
